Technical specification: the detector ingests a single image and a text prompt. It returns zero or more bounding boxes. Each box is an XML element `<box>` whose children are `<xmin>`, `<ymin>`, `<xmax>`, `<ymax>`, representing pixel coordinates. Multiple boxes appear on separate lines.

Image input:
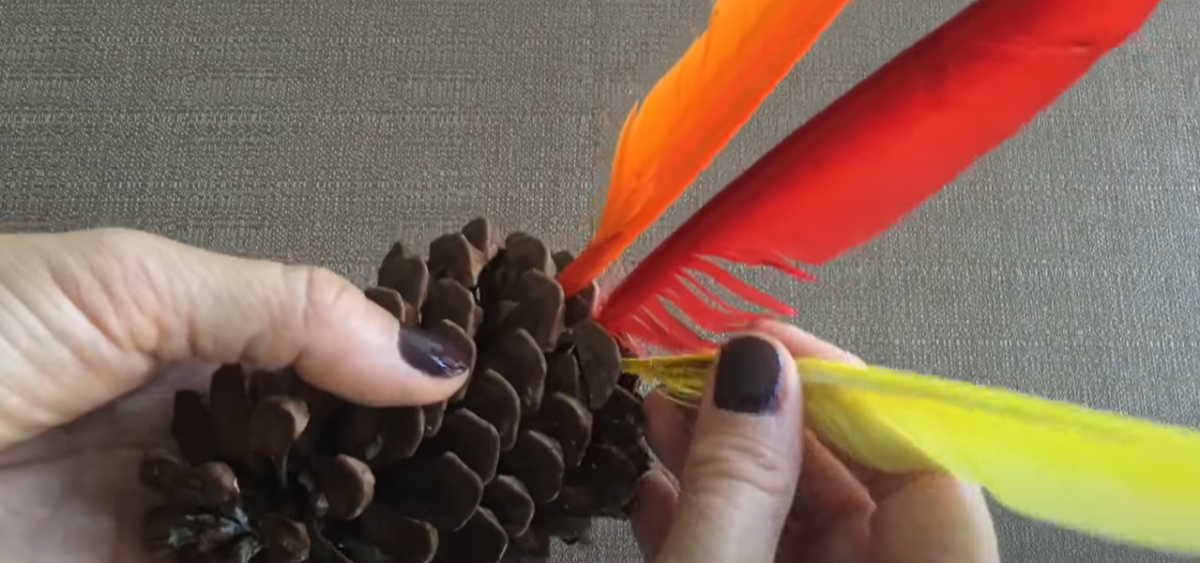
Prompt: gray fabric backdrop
<box><xmin>2</xmin><ymin>0</ymin><xmax>1199</xmax><ymax>561</ymax></box>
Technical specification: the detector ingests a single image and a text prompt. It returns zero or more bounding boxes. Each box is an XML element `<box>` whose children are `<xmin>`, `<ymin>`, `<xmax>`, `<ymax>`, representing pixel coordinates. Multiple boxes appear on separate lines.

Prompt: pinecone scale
<box><xmin>140</xmin><ymin>218</ymin><xmax>653</xmax><ymax>563</ymax></box>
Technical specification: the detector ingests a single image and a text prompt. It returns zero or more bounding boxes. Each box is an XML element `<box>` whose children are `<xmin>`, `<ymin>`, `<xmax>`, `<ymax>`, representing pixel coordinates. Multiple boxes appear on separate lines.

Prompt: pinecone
<box><xmin>139</xmin><ymin>218</ymin><xmax>653</xmax><ymax>563</ymax></box>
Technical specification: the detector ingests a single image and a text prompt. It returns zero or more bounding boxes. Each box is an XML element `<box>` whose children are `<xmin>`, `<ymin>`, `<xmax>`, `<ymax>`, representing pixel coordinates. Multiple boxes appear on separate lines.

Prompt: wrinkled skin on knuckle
<box><xmin>682</xmin><ymin>429</ymin><xmax>797</xmax><ymax>505</ymax></box>
<box><xmin>0</xmin><ymin>229</ymin><xmax>161</xmax><ymax>441</ymax></box>
<box><xmin>84</xmin><ymin>229</ymin><xmax>176</xmax><ymax>355</ymax></box>
<box><xmin>5</xmin><ymin>229</ymin><xmax>156</xmax><ymax>369</ymax></box>
<box><xmin>259</xmin><ymin>264</ymin><xmax>362</xmax><ymax>363</ymax></box>
<box><xmin>282</xmin><ymin>264</ymin><xmax>357</xmax><ymax>329</ymax></box>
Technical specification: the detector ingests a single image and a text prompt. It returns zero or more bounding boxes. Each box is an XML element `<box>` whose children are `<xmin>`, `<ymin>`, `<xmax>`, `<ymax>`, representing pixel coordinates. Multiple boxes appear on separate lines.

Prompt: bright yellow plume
<box><xmin>621</xmin><ymin>356</ymin><xmax>1200</xmax><ymax>555</ymax></box>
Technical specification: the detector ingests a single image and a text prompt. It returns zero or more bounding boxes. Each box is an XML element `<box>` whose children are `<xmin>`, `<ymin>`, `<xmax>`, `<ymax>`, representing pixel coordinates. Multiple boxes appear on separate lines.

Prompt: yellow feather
<box><xmin>621</xmin><ymin>355</ymin><xmax>1200</xmax><ymax>555</ymax></box>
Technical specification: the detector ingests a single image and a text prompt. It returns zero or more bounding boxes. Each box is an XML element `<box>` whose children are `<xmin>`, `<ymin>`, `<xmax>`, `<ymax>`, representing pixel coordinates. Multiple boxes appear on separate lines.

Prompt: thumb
<box><xmin>0</xmin><ymin>230</ymin><xmax>470</xmax><ymax>448</ymax></box>
<box><xmin>116</xmin><ymin>231</ymin><xmax>473</xmax><ymax>405</ymax></box>
<box><xmin>654</xmin><ymin>334</ymin><xmax>804</xmax><ymax>563</ymax></box>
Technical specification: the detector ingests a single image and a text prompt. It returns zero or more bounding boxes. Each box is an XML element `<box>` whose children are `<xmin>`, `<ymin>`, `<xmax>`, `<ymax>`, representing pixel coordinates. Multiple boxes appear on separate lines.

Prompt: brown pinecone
<box><xmin>139</xmin><ymin>218</ymin><xmax>653</xmax><ymax>563</ymax></box>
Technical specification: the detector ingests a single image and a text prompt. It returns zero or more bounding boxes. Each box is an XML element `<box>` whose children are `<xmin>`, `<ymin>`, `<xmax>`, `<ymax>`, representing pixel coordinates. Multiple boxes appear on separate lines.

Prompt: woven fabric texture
<box><xmin>2</xmin><ymin>0</ymin><xmax>1199</xmax><ymax>562</ymax></box>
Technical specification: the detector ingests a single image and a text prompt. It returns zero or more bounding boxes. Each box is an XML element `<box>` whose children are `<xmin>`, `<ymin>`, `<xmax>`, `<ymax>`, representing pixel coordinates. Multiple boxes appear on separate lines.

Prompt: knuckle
<box><xmin>56</xmin><ymin>229</ymin><xmax>170</xmax><ymax>353</ymax></box>
<box><xmin>89</xmin><ymin>228</ymin><xmax>160</xmax><ymax>259</ymax></box>
<box><xmin>683</xmin><ymin>430</ymin><xmax>796</xmax><ymax>500</ymax></box>
<box><xmin>280</xmin><ymin>264</ymin><xmax>356</xmax><ymax>326</ymax></box>
<box><xmin>89</xmin><ymin>227</ymin><xmax>146</xmax><ymax>244</ymax></box>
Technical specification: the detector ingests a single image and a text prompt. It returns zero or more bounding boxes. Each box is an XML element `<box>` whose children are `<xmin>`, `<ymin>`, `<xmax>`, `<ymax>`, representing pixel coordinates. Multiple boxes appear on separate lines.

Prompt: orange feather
<box><xmin>595</xmin><ymin>0</ymin><xmax>1162</xmax><ymax>352</ymax></box>
<box><xmin>556</xmin><ymin>0</ymin><xmax>853</xmax><ymax>297</ymax></box>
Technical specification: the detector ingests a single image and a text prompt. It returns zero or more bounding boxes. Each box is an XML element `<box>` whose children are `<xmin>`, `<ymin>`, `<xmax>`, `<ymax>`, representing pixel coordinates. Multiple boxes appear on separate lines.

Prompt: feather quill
<box><xmin>555</xmin><ymin>0</ymin><xmax>854</xmax><ymax>297</ymax></box>
<box><xmin>622</xmin><ymin>355</ymin><xmax>1200</xmax><ymax>555</ymax></box>
<box><xmin>597</xmin><ymin>0</ymin><xmax>1164</xmax><ymax>351</ymax></box>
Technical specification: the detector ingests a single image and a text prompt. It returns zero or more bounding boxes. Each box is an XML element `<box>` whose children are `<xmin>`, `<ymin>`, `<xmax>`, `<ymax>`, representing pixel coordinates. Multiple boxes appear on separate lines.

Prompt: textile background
<box><xmin>2</xmin><ymin>0</ymin><xmax>1198</xmax><ymax>561</ymax></box>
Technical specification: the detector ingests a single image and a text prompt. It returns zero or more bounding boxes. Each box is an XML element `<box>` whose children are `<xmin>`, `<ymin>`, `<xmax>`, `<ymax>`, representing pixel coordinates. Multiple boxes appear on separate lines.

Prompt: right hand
<box><xmin>630</xmin><ymin>320</ymin><xmax>1001</xmax><ymax>563</ymax></box>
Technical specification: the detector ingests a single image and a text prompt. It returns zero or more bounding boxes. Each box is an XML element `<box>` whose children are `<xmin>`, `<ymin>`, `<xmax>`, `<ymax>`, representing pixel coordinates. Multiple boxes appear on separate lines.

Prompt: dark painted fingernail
<box><xmin>399</xmin><ymin>326</ymin><xmax>472</xmax><ymax>377</ymax></box>
<box><xmin>713</xmin><ymin>336</ymin><xmax>783</xmax><ymax>414</ymax></box>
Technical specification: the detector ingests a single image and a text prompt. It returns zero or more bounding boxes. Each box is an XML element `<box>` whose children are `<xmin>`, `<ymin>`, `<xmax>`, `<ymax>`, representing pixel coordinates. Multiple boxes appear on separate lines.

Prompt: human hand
<box><xmin>0</xmin><ymin>229</ymin><xmax>470</xmax><ymax>562</ymax></box>
<box><xmin>630</xmin><ymin>321</ymin><xmax>1001</xmax><ymax>563</ymax></box>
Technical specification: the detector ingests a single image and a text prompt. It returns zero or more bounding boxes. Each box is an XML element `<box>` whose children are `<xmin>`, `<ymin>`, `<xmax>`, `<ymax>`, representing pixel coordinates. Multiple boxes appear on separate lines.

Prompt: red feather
<box><xmin>596</xmin><ymin>0</ymin><xmax>1164</xmax><ymax>351</ymax></box>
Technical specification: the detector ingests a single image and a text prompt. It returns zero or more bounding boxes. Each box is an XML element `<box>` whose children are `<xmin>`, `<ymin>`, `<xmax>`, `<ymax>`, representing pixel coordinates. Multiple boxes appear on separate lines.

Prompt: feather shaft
<box><xmin>621</xmin><ymin>354</ymin><xmax>1200</xmax><ymax>555</ymax></box>
<box><xmin>557</xmin><ymin>0</ymin><xmax>854</xmax><ymax>296</ymax></box>
<box><xmin>599</xmin><ymin>0</ymin><xmax>1163</xmax><ymax>350</ymax></box>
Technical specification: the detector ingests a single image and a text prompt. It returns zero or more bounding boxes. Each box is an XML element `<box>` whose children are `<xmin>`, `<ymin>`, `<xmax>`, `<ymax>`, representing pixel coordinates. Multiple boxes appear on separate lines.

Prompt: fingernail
<box><xmin>398</xmin><ymin>326</ymin><xmax>472</xmax><ymax>377</ymax></box>
<box><xmin>713</xmin><ymin>335</ymin><xmax>783</xmax><ymax>414</ymax></box>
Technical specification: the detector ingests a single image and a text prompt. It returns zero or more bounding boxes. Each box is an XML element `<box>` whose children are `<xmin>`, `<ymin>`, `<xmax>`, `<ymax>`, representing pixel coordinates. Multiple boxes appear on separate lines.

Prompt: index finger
<box><xmin>747</xmin><ymin>320</ymin><xmax>865</xmax><ymax>366</ymax></box>
<box><xmin>752</xmin><ymin>321</ymin><xmax>999</xmax><ymax>563</ymax></box>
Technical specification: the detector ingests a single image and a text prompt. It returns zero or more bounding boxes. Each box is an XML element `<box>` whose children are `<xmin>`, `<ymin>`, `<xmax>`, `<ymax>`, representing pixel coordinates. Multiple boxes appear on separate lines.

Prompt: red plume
<box><xmin>596</xmin><ymin>0</ymin><xmax>1163</xmax><ymax>351</ymax></box>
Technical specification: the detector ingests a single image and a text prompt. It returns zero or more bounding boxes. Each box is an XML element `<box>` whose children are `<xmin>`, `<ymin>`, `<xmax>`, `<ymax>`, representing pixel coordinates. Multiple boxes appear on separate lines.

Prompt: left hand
<box><xmin>0</xmin><ymin>229</ymin><xmax>470</xmax><ymax>562</ymax></box>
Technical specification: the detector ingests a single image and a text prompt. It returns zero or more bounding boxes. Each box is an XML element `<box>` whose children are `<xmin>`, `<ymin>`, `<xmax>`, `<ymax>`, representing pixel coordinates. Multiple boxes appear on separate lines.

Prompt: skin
<box><xmin>0</xmin><ymin>229</ymin><xmax>467</xmax><ymax>563</ymax></box>
<box><xmin>630</xmin><ymin>321</ymin><xmax>1001</xmax><ymax>563</ymax></box>
<box><xmin>0</xmin><ymin>229</ymin><xmax>999</xmax><ymax>563</ymax></box>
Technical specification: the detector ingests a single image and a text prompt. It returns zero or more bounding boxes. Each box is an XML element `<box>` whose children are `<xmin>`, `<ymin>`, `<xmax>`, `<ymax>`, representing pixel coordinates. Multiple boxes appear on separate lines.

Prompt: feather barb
<box><xmin>598</xmin><ymin>0</ymin><xmax>1163</xmax><ymax>350</ymax></box>
<box><xmin>556</xmin><ymin>0</ymin><xmax>853</xmax><ymax>297</ymax></box>
<box><xmin>622</xmin><ymin>354</ymin><xmax>1200</xmax><ymax>555</ymax></box>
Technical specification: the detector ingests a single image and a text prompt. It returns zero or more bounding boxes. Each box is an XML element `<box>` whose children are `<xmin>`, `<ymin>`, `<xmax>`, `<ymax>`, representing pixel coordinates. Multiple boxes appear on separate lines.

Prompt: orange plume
<box><xmin>594</xmin><ymin>0</ymin><xmax>1162</xmax><ymax>352</ymax></box>
<box><xmin>556</xmin><ymin>0</ymin><xmax>853</xmax><ymax>296</ymax></box>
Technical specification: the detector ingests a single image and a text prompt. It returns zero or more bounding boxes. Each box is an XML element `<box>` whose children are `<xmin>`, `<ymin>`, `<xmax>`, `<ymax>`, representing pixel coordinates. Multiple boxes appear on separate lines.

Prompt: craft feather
<box><xmin>596</xmin><ymin>0</ymin><xmax>1164</xmax><ymax>351</ymax></box>
<box><xmin>622</xmin><ymin>355</ymin><xmax>1200</xmax><ymax>555</ymax></box>
<box><xmin>555</xmin><ymin>0</ymin><xmax>854</xmax><ymax>298</ymax></box>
